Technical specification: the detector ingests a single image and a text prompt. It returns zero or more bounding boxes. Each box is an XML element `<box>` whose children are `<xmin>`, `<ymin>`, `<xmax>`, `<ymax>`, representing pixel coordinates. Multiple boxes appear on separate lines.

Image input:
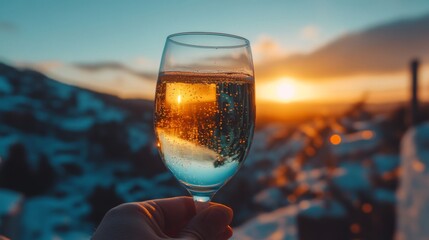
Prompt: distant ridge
<box><xmin>0</xmin><ymin>62</ymin><xmax>153</xmax><ymax>110</ymax></box>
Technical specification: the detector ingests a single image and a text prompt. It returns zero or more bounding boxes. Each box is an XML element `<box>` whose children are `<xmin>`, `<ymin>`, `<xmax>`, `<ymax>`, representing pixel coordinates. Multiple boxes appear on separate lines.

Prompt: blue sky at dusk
<box><xmin>1</xmin><ymin>0</ymin><xmax>429</xmax><ymax>103</ymax></box>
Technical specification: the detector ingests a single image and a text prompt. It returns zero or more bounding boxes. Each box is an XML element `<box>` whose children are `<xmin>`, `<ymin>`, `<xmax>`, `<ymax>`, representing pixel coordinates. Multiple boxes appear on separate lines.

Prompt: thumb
<box><xmin>180</xmin><ymin>204</ymin><xmax>233</xmax><ymax>240</ymax></box>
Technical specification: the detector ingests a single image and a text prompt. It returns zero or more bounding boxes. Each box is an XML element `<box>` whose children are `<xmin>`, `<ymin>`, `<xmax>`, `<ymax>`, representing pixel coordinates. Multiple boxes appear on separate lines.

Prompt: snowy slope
<box><xmin>0</xmin><ymin>62</ymin><xmax>407</xmax><ymax>239</ymax></box>
<box><xmin>396</xmin><ymin>122</ymin><xmax>429</xmax><ymax>240</ymax></box>
<box><xmin>0</xmin><ymin>63</ymin><xmax>179</xmax><ymax>239</ymax></box>
<box><xmin>231</xmin><ymin>103</ymin><xmax>402</xmax><ymax>239</ymax></box>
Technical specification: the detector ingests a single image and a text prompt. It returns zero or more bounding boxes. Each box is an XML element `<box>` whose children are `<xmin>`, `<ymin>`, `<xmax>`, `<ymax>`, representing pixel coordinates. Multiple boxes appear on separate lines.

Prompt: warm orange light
<box><xmin>258</xmin><ymin>77</ymin><xmax>305</xmax><ymax>103</ymax></box>
<box><xmin>305</xmin><ymin>147</ymin><xmax>316</xmax><ymax>156</ymax></box>
<box><xmin>382</xmin><ymin>168</ymin><xmax>400</xmax><ymax>180</ymax></box>
<box><xmin>350</xmin><ymin>223</ymin><xmax>361</xmax><ymax>234</ymax></box>
<box><xmin>413</xmin><ymin>160</ymin><xmax>425</xmax><ymax>172</ymax></box>
<box><xmin>287</xmin><ymin>195</ymin><xmax>297</xmax><ymax>203</ymax></box>
<box><xmin>362</xmin><ymin>203</ymin><xmax>373</xmax><ymax>213</ymax></box>
<box><xmin>330</xmin><ymin>134</ymin><xmax>342</xmax><ymax>145</ymax></box>
<box><xmin>274</xmin><ymin>166</ymin><xmax>289</xmax><ymax>186</ymax></box>
<box><xmin>276</xmin><ymin>79</ymin><xmax>296</xmax><ymax>102</ymax></box>
<box><xmin>166</xmin><ymin>82</ymin><xmax>216</xmax><ymax>104</ymax></box>
<box><xmin>141</xmin><ymin>206</ymin><xmax>153</xmax><ymax>218</ymax></box>
<box><xmin>361</xmin><ymin>130</ymin><xmax>374</xmax><ymax>139</ymax></box>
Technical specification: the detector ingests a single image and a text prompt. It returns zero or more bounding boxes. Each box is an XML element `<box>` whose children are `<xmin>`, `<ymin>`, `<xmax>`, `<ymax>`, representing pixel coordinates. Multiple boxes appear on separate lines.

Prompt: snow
<box><xmin>97</xmin><ymin>107</ymin><xmax>125</xmax><ymax>122</ymax></box>
<box><xmin>0</xmin><ymin>65</ymin><xmax>167</xmax><ymax>239</ymax></box>
<box><xmin>0</xmin><ymin>189</ymin><xmax>22</xmax><ymax>217</ymax></box>
<box><xmin>253</xmin><ymin>187</ymin><xmax>285</xmax><ymax>210</ymax></box>
<box><xmin>76</xmin><ymin>92</ymin><xmax>104</xmax><ymax>113</ymax></box>
<box><xmin>59</xmin><ymin>117</ymin><xmax>94</xmax><ymax>131</ymax></box>
<box><xmin>234</xmin><ymin>205</ymin><xmax>298</xmax><ymax>240</ymax></box>
<box><xmin>0</xmin><ymin>76</ymin><xmax>12</xmax><ymax>93</ymax></box>
<box><xmin>74</xmin><ymin>92</ymin><xmax>125</xmax><ymax>122</ymax></box>
<box><xmin>54</xmin><ymin>154</ymin><xmax>78</xmax><ymax>167</ymax></box>
<box><xmin>246</xmin><ymin>125</ymin><xmax>305</xmax><ymax>166</ymax></box>
<box><xmin>39</xmin><ymin>138</ymin><xmax>82</xmax><ymax>158</ymax></box>
<box><xmin>55</xmin><ymin>231</ymin><xmax>91</xmax><ymax>240</ymax></box>
<box><xmin>128</xmin><ymin>124</ymin><xmax>150</xmax><ymax>151</ymax></box>
<box><xmin>235</xmin><ymin>199</ymin><xmax>347</xmax><ymax>240</ymax></box>
<box><xmin>1</xmin><ymin>63</ymin><xmax>414</xmax><ymax>239</ymax></box>
<box><xmin>330</xmin><ymin>129</ymin><xmax>381</xmax><ymax>156</ymax></box>
<box><xmin>332</xmin><ymin>162</ymin><xmax>371</xmax><ymax>193</ymax></box>
<box><xmin>372</xmin><ymin>154</ymin><xmax>400</xmax><ymax>174</ymax></box>
<box><xmin>0</xmin><ymin>134</ymin><xmax>84</xmax><ymax>169</ymax></box>
<box><xmin>374</xmin><ymin>188</ymin><xmax>395</xmax><ymax>204</ymax></box>
<box><xmin>48</xmin><ymin>79</ymin><xmax>74</xmax><ymax>99</ymax></box>
<box><xmin>308</xmin><ymin>181</ymin><xmax>328</xmax><ymax>193</ymax></box>
<box><xmin>296</xmin><ymin>169</ymin><xmax>324</xmax><ymax>185</ymax></box>
<box><xmin>396</xmin><ymin>122</ymin><xmax>429</xmax><ymax>240</ymax></box>
<box><xmin>21</xmin><ymin>196</ymin><xmax>91</xmax><ymax>240</ymax></box>
<box><xmin>299</xmin><ymin>200</ymin><xmax>346</xmax><ymax>219</ymax></box>
<box><xmin>55</xmin><ymin>163</ymin><xmax>127</xmax><ymax>194</ymax></box>
<box><xmin>0</xmin><ymin>95</ymin><xmax>43</xmax><ymax>111</ymax></box>
<box><xmin>242</xmin><ymin>125</ymin><xmax>306</xmax><ymax>184</ymax></box>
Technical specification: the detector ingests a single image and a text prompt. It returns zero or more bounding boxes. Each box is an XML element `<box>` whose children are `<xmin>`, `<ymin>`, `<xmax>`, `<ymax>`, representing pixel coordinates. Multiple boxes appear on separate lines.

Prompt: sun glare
<box><xmin>276</xmin><ymin>79</ymin><xmax>296</xmax><ymax>102</ymax></box>
<box><xmin>257</xmin><ymin>76</ymin><xmax>317</xmax><ymax>104</ymax></box>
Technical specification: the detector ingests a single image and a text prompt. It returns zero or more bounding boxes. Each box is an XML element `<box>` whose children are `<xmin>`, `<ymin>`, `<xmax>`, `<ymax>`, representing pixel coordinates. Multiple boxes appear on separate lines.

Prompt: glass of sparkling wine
<box><xmin>154</xmin><ymin>32</ymin><xmax>255</xmax><ymax>204</ymax></box>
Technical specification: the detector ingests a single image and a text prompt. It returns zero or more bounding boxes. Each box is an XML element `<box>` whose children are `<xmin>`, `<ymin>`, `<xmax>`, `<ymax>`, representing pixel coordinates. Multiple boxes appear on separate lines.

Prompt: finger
<box><xmin>218</xmin><ymin>225</ymin><xmax>233</xmax><ymax>240</ymax></box>
<box><xmin>147</xmin><ymin>196</ymin><xmax>196</xmax><ymax>236</ymax></box>
<box><xmin>180</xmin><ymin>203</ymin><xmax>233</xmax><ymax>240</ymax></box>
<box><xmin>93</xmin><ymin>203</ymin><xmax>160</xmax><ymax>240</ymax></box>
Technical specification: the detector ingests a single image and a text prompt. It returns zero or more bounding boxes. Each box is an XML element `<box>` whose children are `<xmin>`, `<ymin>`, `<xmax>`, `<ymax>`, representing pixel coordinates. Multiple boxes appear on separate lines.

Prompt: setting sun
<box><xmin>258</xmin><ymin>77</ymin><xmax>306</xmax><ymax>103</ymax></box>
<box><xmin>276</xmin><ymin>79</ymin><xmax>296</xmax><ymax>102</ymax></box>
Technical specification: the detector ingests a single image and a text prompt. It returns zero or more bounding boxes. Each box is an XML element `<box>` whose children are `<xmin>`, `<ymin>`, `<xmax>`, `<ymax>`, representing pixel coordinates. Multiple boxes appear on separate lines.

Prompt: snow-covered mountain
<box><xmin>0</xmin><ymin>63</ymin><xmax>183</xmax><ymax>239</ymax></box>
<box><xmin>0</xmin><ymin>62</ymin><xmax>412</xmax><ymax>239</ymax></box>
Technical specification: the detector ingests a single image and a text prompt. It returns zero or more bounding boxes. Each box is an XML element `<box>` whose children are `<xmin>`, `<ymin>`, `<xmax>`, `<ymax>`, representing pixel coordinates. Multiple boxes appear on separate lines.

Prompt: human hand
<box><xmin>92</xmin><ymin>197</ymin><xmax>233</xmax><ymax>240</ymax></box>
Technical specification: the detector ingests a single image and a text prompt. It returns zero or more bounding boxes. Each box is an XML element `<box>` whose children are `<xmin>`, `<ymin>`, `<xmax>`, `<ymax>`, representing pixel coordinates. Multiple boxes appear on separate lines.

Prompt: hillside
<box><xmin>0</xmin><ymin>63</ymin><xmax>182</xmax><ymax>239</ymax></box>
<box><xmin>0</xmin><ymin>62</ymin><xmax>414</xmax><ymax>239</ymax></box>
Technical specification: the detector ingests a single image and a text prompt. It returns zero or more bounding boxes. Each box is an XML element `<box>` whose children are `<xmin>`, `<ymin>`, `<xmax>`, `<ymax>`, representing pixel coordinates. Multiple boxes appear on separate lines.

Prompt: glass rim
<box><xmin>167</xmin><ymin>32</ymin><xmax>250</xmax><ymax>49</ymax></box>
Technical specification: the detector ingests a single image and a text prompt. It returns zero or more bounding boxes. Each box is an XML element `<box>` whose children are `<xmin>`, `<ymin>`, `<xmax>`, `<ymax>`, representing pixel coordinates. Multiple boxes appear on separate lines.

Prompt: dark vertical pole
<box><xmin>411</xmin><ymin>59</ymin><xmax>419</xmax><ymax>126</ymax></box>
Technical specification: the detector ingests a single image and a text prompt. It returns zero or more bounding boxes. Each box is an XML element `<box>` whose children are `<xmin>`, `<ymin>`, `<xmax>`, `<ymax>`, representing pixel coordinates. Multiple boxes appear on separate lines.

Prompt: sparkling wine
<box><xmin>154</xmin><ymin>71</ymin><xmax>255</xmax><ymax>193</ymax></box>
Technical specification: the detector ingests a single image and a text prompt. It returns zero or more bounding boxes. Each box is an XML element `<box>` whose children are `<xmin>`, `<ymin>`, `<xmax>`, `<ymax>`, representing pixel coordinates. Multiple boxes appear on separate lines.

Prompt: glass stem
<box><xmin>193</xmin><ymin>195</ymin><xmax>211</xmax><ymax>212</ymax></box>
<box><xmin>188</xmin><ymin>188</ymin><xmax>217</xmax><ymax>211</ymax></box>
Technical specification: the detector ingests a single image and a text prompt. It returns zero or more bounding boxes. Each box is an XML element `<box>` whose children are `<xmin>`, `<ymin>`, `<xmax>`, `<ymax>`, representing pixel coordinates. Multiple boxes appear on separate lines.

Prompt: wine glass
<box><xmin>154</xmin><ymin>32</ymin><xmax>255</xmax><ymax>204</ymax></box>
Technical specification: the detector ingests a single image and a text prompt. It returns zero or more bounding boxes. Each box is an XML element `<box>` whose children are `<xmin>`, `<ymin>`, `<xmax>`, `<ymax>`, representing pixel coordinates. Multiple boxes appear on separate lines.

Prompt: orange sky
<box><xmin>256</xmin><ymin>66</ymin><xmax>429</xmax><ymax>105</ymax></box>
<box><xmin>40</xmin><ymin>62</ymin><xmax>429</xmax><ymax>109</ymax></box>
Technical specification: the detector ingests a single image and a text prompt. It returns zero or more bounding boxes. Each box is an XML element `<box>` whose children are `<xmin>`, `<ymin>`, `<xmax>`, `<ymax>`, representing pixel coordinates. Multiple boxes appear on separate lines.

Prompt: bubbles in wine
<box><xmin>154</xmin><ymin>71</ymin><xmax>255</xmax><ymax>187</ymax></box>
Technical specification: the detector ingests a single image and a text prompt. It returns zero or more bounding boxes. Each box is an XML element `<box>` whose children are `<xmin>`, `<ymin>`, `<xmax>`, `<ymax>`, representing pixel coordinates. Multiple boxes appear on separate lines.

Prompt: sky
<box><xmin>1</xmin><ymin>0</ymin><xmax>429</xmax><ymax>104</ymax></box>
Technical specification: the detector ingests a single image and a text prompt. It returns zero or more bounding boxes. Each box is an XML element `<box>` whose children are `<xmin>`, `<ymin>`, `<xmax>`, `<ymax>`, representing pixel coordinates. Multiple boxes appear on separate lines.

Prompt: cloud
<box><xmin>0</xmin><ymin>21</ymin><xmax>17</xmax><ymax>32</ymax></box>
<box><xmin>299</xmin><ymin>25</ymin><xmax>320</xmax><ymax>40</ymax></box>
<box><xmin>10</xmin><ymin>60</ymin><xmax>157</xmax><ymax>99</ymax></box>
<box><xmin>252</xmin><ymin>35</ymin><xmax>286</xmax><ymax>62</ymax></box>
<box><xmin>257</xmin><ymin>13</ymin><xmax>429</xmax><ymax>81</ymax></box>
<box><xmin>74</xmin><ymin>61</ymin><xmax>157</xmax><ymax>80</ymax></box>
<box><xmin>16</xmin><ymin>61</ymin><xmax>63</xmax><ymax>72</ymax></box>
